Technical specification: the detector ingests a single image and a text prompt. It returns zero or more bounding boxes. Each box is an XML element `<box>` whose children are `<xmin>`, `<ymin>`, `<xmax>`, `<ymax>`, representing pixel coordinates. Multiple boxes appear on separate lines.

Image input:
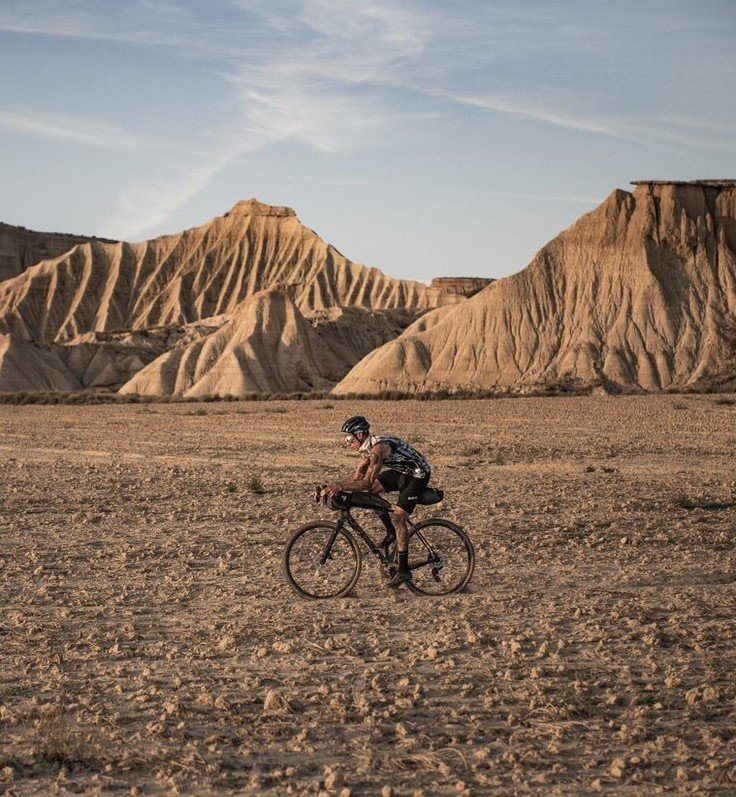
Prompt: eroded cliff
<box><xmin>335</xmin><ymin>181</ymin><xmax>736</xmax><ymax>395</ymax></box>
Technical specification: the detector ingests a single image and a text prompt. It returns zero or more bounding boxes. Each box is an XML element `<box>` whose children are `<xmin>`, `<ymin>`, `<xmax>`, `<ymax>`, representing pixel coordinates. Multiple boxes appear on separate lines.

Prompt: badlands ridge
<box><xmin>0</xmin><ymin>183</ymin><xmax>734</xmax><ymax>396</ymax></box>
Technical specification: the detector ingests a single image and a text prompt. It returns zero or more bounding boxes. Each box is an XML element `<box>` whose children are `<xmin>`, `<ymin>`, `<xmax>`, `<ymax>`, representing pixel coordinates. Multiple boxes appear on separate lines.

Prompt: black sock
<box><xmin>398</xmin><ymin>552</ymin><xmax>409</xmax><ymax>572</ymax></box>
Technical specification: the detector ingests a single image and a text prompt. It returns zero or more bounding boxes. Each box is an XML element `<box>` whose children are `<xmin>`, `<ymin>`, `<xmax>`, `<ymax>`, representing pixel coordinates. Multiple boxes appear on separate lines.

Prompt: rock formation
<box><xmin>0</xmin><ymin>199</ymin><xmax>464</xmax><ymax>396</ymax></box>
<box><xmin>334</xmin><ymin>181</ymin><xmax>736</xmax><ymax>395</ymax></box>
<box><xmin>4</xmin><ymin>184</ymin><xmax>733</xmax><ymax>398</ymax></box>
<box><xmin>120</xmin><ymin>289</ymin><xmax>328</xmax><ymax>397</ymax></box>
<box><xmin>0</xmin><ymin>222</ymin><xmax>115</xmax><ymax>283</ymax></box>
<box><xmin>0</xmin><ymin>335</ymin><xmax>81</xmax><ymax>392</ymax></box>
<box><xmin>428</xmin><ymin>277</ymin><xmax>494</xmax><ymax>298</ymax></box>
<box><xmin>0</xmin><ymin>199</ymin><xmax>442</xmax><ymax>345</ymax></box>
<box><xmin>119</xmin><ymin>289</ymin><xmax>414</xmax><ymax>398</ymax></box>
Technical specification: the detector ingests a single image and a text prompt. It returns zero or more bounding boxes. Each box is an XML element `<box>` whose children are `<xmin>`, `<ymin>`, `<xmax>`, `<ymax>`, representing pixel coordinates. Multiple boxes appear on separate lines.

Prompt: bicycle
<box><xmin>283</xmin><ymin>486</ymin><xmax>475</xmax><ymax>599</ymax></box>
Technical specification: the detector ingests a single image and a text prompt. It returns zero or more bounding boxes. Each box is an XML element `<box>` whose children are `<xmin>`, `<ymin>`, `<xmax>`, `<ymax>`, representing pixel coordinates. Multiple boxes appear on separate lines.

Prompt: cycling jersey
<box><xmin>359</xmin><ymin>434</ymin><xmax>431</xmax><ymax>479</ymax></box>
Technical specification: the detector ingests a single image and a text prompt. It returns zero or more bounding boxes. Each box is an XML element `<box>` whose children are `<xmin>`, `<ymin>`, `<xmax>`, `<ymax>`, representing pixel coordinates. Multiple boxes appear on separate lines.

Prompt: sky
<box><xmin>0</xmin><ymin>1</ymin><xmax>734</xmax><ymax>282</ymax></box>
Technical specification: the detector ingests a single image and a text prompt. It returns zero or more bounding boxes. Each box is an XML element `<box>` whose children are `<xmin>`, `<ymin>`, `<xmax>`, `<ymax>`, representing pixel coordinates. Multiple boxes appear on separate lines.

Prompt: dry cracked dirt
<box><xmin>0</xmin><ymin>395</ymin><xmax>735</xmax><ymax>795</ymax></box>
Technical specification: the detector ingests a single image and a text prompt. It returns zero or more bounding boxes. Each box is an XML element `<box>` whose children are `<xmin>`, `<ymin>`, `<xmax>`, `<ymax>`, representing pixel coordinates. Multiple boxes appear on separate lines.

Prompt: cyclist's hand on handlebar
<box><xmin>313</xmin><ymin>484</ymin><xmax>337</xmax><ymax>503</ymax></box>
<box><xmin>321</xmin><ymin>483</ymin><xmax>342</xmax><ymax>502</ymax></box>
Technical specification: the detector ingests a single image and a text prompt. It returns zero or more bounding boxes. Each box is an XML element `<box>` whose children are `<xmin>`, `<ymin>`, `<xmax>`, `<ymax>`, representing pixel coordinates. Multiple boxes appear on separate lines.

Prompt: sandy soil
<box><xmin>0</xmin><ymin>395</ymin><xmax>734</xmax><ymax>795</ymax></box>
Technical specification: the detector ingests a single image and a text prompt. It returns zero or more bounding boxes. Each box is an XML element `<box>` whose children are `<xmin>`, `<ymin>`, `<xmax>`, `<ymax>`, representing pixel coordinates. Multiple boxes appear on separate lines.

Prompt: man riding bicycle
<box><xmin>322</xmin><ymin>415</ymin><xmax>432</xmax><ymax>589</ymax></box>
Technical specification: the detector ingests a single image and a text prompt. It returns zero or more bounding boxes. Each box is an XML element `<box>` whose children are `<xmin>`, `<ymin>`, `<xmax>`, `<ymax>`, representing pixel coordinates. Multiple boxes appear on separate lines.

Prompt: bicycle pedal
<box><xmin>382</xmin><ymin>563</ymin><xmax>398</xmax><ymax>580</ymax></box>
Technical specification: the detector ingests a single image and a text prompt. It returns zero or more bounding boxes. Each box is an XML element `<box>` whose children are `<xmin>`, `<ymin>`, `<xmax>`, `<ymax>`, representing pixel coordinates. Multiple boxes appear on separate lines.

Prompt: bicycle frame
<box><xmin>322</xmin><ymin>509</ymin><xmax>439</xmax><ymax>572</ymax></box>
<box><xmin>340</xmin><ymin>509</ymin><xmax>396</xmax><ymax>563</ymax></box>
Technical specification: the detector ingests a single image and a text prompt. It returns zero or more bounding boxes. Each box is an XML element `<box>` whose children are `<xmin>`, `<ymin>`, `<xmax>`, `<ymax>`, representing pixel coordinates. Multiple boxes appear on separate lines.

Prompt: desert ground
<box><xmin>0</xmin><ymin>395</ymin><xmax>735</xmax><ymax>795</ymax></box>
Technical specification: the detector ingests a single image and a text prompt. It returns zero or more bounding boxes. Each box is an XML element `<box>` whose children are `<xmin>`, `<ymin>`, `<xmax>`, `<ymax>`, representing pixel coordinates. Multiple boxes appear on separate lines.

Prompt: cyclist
<box><xmin>322</xmin><ymin>415</ymin><xmax>432</xmax><ymax>588</ymax></box>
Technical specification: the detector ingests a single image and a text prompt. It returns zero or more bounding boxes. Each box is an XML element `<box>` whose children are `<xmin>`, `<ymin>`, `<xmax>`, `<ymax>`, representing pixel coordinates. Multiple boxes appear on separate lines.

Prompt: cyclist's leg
<box><xmin>393</xmin><ymin>475</ymin><xmax>427</xmax><ymax>552</ymax></box>
<box><xmin>374</xmin><ymin>470</ymin><xmax>400</xmax><ymax>553</ymax></box>
<box><xmin>388</xmin><ymin>475</ymin><xmax>429</xmax><ymax>587</ymax></box>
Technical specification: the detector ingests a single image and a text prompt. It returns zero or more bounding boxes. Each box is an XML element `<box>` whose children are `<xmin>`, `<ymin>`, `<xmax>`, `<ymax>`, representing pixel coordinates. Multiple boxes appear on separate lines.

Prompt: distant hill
<box><xmin>0</xmin><ymin>199</ymin><xmax>444</xmax><ymax>344</ymax></box>
<box><xmin>335</xmin><ymin>181</ymin><xmax>736</xmax><ymax>395</ymax></box>
<box><xmin>119</xmin><ymin>288</ymin><xmax>414</xmax><ymax>398</ymax></box>
<box><xmin>3</xmin><ymin>185</ymin><xmax>733</xmax><ymax>398</ymax></box>
<box><xmin>0</xmin><ymin>200</ymin><xmax>460</xmax><ymax>394</ymax></box>
<box><xmin>0</xmin><ymin>221</ymin><xmax>116</xmax><ymax>283</ymax></box>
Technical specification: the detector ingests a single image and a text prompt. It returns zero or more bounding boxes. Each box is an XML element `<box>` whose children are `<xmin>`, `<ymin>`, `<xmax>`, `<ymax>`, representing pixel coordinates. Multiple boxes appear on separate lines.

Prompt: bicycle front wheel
<box><xmin>406</xmin><ymin>519</ymin><xmax>475</xmax><ymax>596</ymax></box>
<box><xmin>283</xmin><ymin>522</ymin><xmax>362</xmax><ymax>599</ymax></box>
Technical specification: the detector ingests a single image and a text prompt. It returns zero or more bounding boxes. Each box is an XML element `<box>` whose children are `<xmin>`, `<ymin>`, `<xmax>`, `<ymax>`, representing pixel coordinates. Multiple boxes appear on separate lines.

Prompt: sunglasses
<box><xmin>343</xmin><ymin>434</ymin><xmax>358</xmax><ymax>445</ymax></box>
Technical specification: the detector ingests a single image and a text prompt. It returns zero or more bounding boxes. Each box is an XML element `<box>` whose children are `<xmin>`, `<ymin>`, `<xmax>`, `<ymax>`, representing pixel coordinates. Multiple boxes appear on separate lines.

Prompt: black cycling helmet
<box><xmin>341</xmin><ymin>415</ymin><xmax>370</xmax><ymax>436</ymax></box>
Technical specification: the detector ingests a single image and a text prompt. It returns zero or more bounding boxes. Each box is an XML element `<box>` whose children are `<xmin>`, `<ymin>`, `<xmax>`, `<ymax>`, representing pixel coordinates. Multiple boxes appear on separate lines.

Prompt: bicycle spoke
<box><xmin>284</xmin><ymin>523</ymin><xmax>360</xmax><ymax>599</ymax></box>
<box><xmin>407</xmin><ymin>520</ymin><xmax>474</xmax><ymax>596</ymax></box>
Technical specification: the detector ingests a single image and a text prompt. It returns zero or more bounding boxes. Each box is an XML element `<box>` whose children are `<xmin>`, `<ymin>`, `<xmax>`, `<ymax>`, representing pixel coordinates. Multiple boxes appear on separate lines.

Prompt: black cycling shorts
<box><xmin>378</xmin><ymin>469</ymin><xmax>430</xmax><ymax>515</ymax></box>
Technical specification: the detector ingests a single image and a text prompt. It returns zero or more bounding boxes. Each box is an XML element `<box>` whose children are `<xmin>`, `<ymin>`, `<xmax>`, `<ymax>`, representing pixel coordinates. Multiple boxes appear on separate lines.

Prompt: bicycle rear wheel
<box><xmin>284</xmin><ymin>522</ymin><xmax>361</xmax><ymax>599</ymax></box>
<box><xmin>406</xmin><ymin>519</ymin><xmax>474</xmax><ymax>596</ymax></box>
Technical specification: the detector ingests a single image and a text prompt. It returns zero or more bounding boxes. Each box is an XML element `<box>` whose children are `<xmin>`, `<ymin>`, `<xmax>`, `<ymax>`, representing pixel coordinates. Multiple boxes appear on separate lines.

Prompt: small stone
<box><xmin>263</xmin><ymin>689</ymin><xmax>290</xmax><ymax>714</ymax></box>
<box><xmin>685</xmin><ymin>688</ymin><xmax>700</xmax><ymax>705</ymax></box>
<box><xmin>216</xmin><ymin>634</ymin><xmax>236</xmax><ymax>650</ymax></box>
<box><xmin>610</xmin><ymin>759</ymin><xmax>626</xmax><ymax>778</ymax></box>
<box><xmin>324</xmin><ymin>766</ymin><xmax>344</xmax><ymax>790</ymax></box>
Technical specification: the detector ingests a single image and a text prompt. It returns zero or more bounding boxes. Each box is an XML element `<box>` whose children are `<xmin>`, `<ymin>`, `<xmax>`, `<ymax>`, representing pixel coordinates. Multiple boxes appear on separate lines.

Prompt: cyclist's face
<box><xmin>344</xmin><ymin>433</ymin><xmax>363</xmax><ymax>450</ymax></box>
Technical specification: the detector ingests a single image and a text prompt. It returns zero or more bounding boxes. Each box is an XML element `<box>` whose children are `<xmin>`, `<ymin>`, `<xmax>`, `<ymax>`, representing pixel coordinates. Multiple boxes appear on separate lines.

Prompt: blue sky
<box><xmin>1</xmin><ymin>1</ymin><xmax>734</xmax><ymax>281</ymax></box>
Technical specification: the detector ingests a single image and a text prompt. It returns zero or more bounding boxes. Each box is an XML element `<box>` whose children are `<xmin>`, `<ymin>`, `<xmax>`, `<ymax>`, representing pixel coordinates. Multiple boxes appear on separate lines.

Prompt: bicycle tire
<box><xmin>283</xmin><ymin>521</ymin><xmax>362</xmax><ymax>599</ymax></box>
<box><xmin>405</xmin><ymin>518</ymin><xmax>475</xmax><ymax>596</ymax></box>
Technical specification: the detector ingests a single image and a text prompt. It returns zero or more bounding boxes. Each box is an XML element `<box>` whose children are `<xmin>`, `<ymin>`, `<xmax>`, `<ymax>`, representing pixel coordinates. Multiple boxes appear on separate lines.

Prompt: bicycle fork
<box><xmin>319</xmin><ymin>517</ymin><xmax>345</xmax><ymax>565</ymax></box>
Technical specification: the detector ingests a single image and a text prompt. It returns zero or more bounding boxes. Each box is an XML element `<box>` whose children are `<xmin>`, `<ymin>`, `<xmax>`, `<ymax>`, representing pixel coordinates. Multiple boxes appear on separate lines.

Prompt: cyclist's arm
<box><xmin>325</xmin><ymin>443</ymin><xmax>385</xmax><ymax>495</ymax></box>
<box><xmin>351</xmin><ymin>456</ymin><xmax>370</xmax><ymax>481</ymax></box>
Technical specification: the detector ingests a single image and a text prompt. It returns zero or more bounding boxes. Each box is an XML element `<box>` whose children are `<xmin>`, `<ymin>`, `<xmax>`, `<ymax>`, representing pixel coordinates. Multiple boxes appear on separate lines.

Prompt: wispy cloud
<box><xmin>109</xmin><ymin>134</ymin><xmax>261</xmax><ymax>239</ymax></box>
<box><xmin>111</xmin><ymin>154</ymin><xmax>233</xmax><ymax>240</ymax></box>
<box><xmin>0</xmin><ymin>0</ymin><xmax>198</xmax><ymax>48</ymax></box>
<box><xmin>0</xmin><ymin>108</ymin><xmax>160</xmax><ymax>151</ymax></box>
<box><xmin>424</xmin><ymin>89</ymin><xmax>736</xmax><ymax>154</ymax></box>
<box><xmin>109</xmin><ymin>0</ymin><xmax>439</xmax><ymax>237</ymax></box>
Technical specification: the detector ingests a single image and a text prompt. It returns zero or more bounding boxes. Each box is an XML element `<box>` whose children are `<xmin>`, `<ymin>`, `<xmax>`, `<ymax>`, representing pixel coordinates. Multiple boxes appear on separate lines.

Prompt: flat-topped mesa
<box><xmin>429</xmin><ymin>277</ymin><xmax>494</xmax><ymax>298</ymax></box>
<box><xmin>631</xmin><ymin>179</ymin><xmax>736</xmax><ymax>188</ymax></box>
<box><xmin>222</xmin><ymin>198</ymin><xmax>296</xmax><ymax>218</ymax></box>
<box><xmin>626</xmin><ymin>179</ymin><xmax>736</xmax><ymax>249</ymax></box>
